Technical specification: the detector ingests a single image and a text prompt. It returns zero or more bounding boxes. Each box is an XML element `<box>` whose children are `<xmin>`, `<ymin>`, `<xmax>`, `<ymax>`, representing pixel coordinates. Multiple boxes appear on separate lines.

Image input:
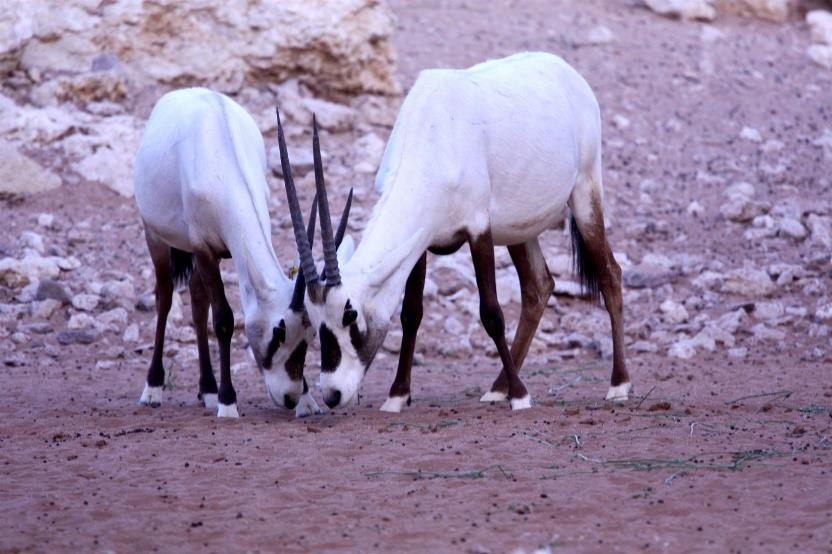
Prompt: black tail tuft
<box><xmin>170</xmin><ymin>248</ymin><xmax>194</xmax><ymax>289</ymax></box>
<box><xmin>570</xmin><ymin>215</ymin><xmax>601</xmax><ymax>303</ymax></box>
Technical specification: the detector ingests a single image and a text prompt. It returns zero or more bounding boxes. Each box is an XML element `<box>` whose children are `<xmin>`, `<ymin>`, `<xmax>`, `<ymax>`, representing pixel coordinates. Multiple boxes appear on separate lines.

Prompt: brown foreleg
<box><xmin>380</xmin><ymin>252</ymin><xmax>427</xmax><ymax>413</ymax></box>
<box><xmin>469</xmin><ymin>231</ymin><xmax>531</xmax><ymax>410</ymax></box>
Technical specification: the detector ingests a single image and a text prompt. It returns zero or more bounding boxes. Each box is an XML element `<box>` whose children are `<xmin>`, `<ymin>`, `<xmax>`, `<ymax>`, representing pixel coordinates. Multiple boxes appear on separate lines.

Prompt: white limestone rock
<box><xmin>644</xmin><ymin>0</ymin><xmax>716</xmax><ymax>21</ymax></box>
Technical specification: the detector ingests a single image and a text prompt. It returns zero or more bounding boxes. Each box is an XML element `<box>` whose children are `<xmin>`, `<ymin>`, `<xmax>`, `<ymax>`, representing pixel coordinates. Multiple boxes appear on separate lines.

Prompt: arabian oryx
<box><xmin>284</xmin><ymin>52</ymin><xmax>632</xmax><ymax>412</ymax></box>
<box><xmin>133</xmin><ymin>87</ymin><xmax>350</xmax><ymax>418</ymax></box>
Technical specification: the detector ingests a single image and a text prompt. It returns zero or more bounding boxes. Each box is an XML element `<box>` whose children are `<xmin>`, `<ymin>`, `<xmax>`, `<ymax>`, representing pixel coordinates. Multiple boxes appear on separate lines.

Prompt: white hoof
<box><xmin>606</xmin><ymin>382</ymin><xmax>632</xmax><ymax>402</ymax></box>
<box><xmin>294</xmin><ymin>393</ymin><xmax>323</xmax><ymax>418</ymax></box>
<box><xmin>380</xmin><ymin>395</ymin><xmax>410</xmax><ymax>413</ymax></box>
<box><xmin>510</xmin><ymin>395</ymin><xmax>533</xmax><ymax>411</ymax></box>
<box><xmin>201</xmin><ymin>393</ymin><xmax>218</xmax><ymax>410</ymax></box>
<box><xmin>480</xmin><ymin>390</ymin><xmax>508</xmax><ymax>403</ymax></box>
<box><xmin>217</xmin><ymin>403</ymin><xmax>239</xmax><ymax>418</ymax></box>
<box><xmin>139</xmin><ymin>384</ymin><xmax>163</xmax><ymax>408</ymax></box>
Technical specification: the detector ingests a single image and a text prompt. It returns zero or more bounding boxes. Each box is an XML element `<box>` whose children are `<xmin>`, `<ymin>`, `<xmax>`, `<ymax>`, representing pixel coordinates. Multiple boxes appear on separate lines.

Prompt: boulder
<box><xmin>728</xmin><ymin>0</ymin><xmax>793</xmax><ymax>22</ymax></box>
<box><xmin>807</xmin><ymin>214</ymin><xmax>832</xmax><ymax>247</ymax></box>
<box><xmin>660</xmin><ymin>299</ymin><xmax>689</xmax><ymax>324</ymax></box>
<box><xmin>67</xmin><ymin>115</ymin><xmax>143</xmax><ymax>197</ymax></box>
<box><xmin>721</xmin><ymin>266</ymin><xmax>776</xmax><ymax>297</ymax></box>
<box><xmin>35</xmin><ymin>279</ymin><xmax>71</xmax><ymax>304</ymax></box>
<box><xmin>1</xmin><ymin>0</ymin><xmax>400</xmax><ymax>95</ymax></box>
<box><xmin>644</xmin><ymin>0</ymin><xmax>716</xmax><ymax>20</ymax></box>
<box><xmin>0</xmin><ymin>140</ymin><xmax>61</xmax><ymax>194</ymax></box>
<box><xmin>0</xmin><ymin>254</ymin><xmax>61</xmax><ymax>288</ymax></box>
<box><xmin>353</xmin><ymin>132</ymin><xmax>386</xmax><ymax>174</ymax></box>
<box><xmin>808</xmin><ymin>10</ymin><xmax>832</xmax><ymax>45</ymax></box>
<box><xmin>808</xmin><ymin>45</ymin><xmax>832</xmax><ymax>69</ymax></box>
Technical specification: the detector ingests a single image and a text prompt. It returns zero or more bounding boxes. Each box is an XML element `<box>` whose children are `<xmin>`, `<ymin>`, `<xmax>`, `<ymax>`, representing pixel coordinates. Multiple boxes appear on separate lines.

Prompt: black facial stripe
<box><xmin>319</xmin><ymin>324</ymin><xmax>341</xmax><ymax>373</ymax></box>
<box><xmin>263</xmin><ymin>335</ymin><xmax>280</xmax><ymax>369</ymax></box>
<box><xmin>263</xmin><ymin>321</ymin><xmax>287</xmax><ymax>369</ymax></box>
<box><xmin>349</xmin><ymin>323</ymin><xmax>374</xmax><ymax>370</ymax></box>
<box><xmin>284</xmin><ymin>340</ymin><xmax>308</xmax><ymax>381</ymax></box>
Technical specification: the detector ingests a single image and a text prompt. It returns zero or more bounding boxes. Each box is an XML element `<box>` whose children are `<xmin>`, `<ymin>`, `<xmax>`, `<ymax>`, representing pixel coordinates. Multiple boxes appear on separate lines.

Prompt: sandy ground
<box><xmin>2</xmin><ymin>0</ymin><xmax>832</xmax><ymax>552</ymax></box>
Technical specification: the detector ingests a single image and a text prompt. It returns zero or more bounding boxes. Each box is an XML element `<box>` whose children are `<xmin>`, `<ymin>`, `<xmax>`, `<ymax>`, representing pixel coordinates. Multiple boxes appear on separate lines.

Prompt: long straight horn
<box><xmin>321</xmin><ymin>188</ymin><xmax>354</xmax><ymax>283</ymax></box>
<box><xmin>312</xmin><ymin>114</ymin><xmax>340</xmax><ymax>286</ymax></box>
<box><xmin>289</xmin><ymin>194</ymin><xmax>318</xmax><ymax>312</ymax></box>
<box><xmin>334</xmin><ymin>187</ymin><xmax>353</xmax><ymax>247</ymax></box>
<box><xmin>277</xmin><ymin>107</ymin><xmax>319</xmax><ymax>287</ymax></box>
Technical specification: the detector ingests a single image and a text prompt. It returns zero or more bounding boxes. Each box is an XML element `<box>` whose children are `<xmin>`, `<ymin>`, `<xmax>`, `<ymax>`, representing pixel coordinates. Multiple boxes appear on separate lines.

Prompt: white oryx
<box><xmin>284</xmin><ymin>52</ymin><xmax>632</xmax><ymax>412</ymax></box>
<box><xmin>133</xmin><ymin>87</ymin><xmax>349</xmax><ymax>418</ymax></box>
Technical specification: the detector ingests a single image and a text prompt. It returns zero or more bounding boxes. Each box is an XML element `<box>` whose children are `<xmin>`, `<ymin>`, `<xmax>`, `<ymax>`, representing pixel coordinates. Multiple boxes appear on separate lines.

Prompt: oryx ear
<box><xmin>364</xmin><ymin>228</ymin><xmax>426</xmax><ymax>288</ymax></box>
<box><xmin>342</xmin><ymin>300</ymin><xmax>358</xmax><ymax>327</ymax></box>
<box><xmin>336</xmin><ymin>235</ymin><xmax>355</xmax><ymax>267</ymax></box>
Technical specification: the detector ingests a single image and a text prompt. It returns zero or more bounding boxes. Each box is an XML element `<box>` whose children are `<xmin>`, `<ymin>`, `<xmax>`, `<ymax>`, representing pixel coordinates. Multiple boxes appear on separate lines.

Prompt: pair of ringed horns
<box><xmin>277</xmin><ymin>107</ymin><xmax>352</xmax><ymax>303</ymax></box>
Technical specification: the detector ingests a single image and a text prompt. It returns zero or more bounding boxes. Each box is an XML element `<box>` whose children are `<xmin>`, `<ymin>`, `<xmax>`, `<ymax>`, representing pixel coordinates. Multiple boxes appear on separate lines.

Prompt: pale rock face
<box><xmin>0</xmin><ymin>0</ymin><xmax>400</xmax><ymax>96</ymax></box>
<box><xmin>122</xmin><ymin>323</ymin><xmax>140</xmax><ymax>343</ymax></box>
<box><xmin>0</xmin><ymin>254</ymin><xmax>61</xmax><ymax>288</ymax></box>
<box><xmin>353</xmin><ymin>132</ymin><xmax>387</xmax><ymax>175</ymax></box>
<box><xmin>753</xmin><ymin>301</ymin><xmax>785</xmax><ymax>321</ymax></box>
<box><xmin>807</xmin><ymin>214</ymin><xmax>832</xmax><ymax>247</ymax></box>
<box><xmin>72</xmin><ymin>293</ymin><xmax>100</xmax><ymax>312</ymax></box>
<box><xmin>660</xmin><ymin>299</ymin><xmax>689</xmax><ymax>324</ymax></box>
<box><xmin>808</xmin><ymin>45</ymin><xmax>832</xmax><ymax>69</ymax></box>
<box><xmin>668</xmin><ymin>338</ymin><xmax>697</xmax><ymax>359</ymax></box>
<box><xmin>777</xmin><ymin>217</ymin><xmax>807</xmax><ymax>240</ymax></box>
<box><xmin>578</xmin><ymin>25</ymin><xmax>615</xmax><ymax>46</ymax></box>
<box><xmin>31</xmin><ymin>298</ymin><xmax>60</xmax><ymax>319</ymax></box>
<box><xmin>808</xmin><ymin>10</ymin><xmax>832</xmax><ymax>45</ymax></box>
<box><xmin>19</xmin><ymin>231</ymin><xmax>45</xmax><ymax>254</ymax></box>
<box><xmin>740</xmin><ymin>126</ymin><xmax>762</xmax><ymax>142</ymax></box>
<box><xmin>0</xmin><ymin>140</ymin><xmax>61</xmax><ymax>194</ymax></box>
<box><xmin>644</xmin><ymin>0</ymin><xmax>717</xmax><ymax>20</ymax></box>
<box><xmin>68</xmin><ymin>312</ymin><xmax>97</xmax><ymax>330</ymax></box>
<box><xmin>816</xmin><ymin>303</ymin><xmax>832</xmax><ymax>322</ymax></box>
<box><xmin>98</xmin><ymin>307</ymin><xmax>129</xmax><ymax>332</ymax></box>
<box><xmin>496</xmin><ymin>273</ymin><xmax>522</xmax><ymax>305</ymax></box>
<box><xmin>67</xmin><ymin>115</ymin><xmax>143</xmax><ymax>197</ymax></box>
<box><xmin>731</xmin><ymin>0</ymin><xmax>793</xmax><ymax>22</ymax></box>
<box><xmin>721</xmin><ymin>266</ymin><xmax>776</xmax><ymax>297</ymax></box>
<box><xmin>720</xmin><ymin>182</ymin><xmax>767</xmax><ymax>222</ymax></box>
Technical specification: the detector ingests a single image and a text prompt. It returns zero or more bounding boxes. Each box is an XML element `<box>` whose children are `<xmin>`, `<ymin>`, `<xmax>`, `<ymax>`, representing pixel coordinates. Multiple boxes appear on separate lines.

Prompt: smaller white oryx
<box><xmin>133</xmin><ymin>87</ymin><xmax>350</xmax><ymax>417</ymax></box>
<box><xmin>285</xmin><ymin>52</ymin><xmax>632</xmax><ymax>412</ymax></box>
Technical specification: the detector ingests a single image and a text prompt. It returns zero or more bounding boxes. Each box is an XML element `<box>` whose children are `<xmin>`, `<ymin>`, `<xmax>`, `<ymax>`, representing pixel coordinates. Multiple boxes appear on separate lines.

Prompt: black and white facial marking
<box><xmin>262</xmin><ymin>319</ymin><xmax>287</xmax><ymax>369</ymax></box>
<box><xmin>252</xmin><ymin>309</ymin><xmax>314</xmax><ymax>410</ymax></box>
<box><xmin>319</xmin><ymin>323</ymin><xmax>341</xmax><ymax>372</ymax></box>
<box><xmin>313</xmin><ymin>292</ymin><xmax>388</xmax><ymax>409</ymax></box>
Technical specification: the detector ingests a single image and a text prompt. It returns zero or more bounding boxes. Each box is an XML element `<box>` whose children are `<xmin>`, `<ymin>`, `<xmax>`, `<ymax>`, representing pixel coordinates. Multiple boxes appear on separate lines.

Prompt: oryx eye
<box><xmin>342</xmin><ymin>300</ymin><xmax>358</xmax><ymax>327</ymax></box>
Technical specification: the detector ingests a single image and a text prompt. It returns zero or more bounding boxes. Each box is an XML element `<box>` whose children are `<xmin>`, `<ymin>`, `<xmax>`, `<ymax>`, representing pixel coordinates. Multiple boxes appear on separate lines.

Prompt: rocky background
<box><xmin>1</xmin><ymin>0</ymin><xmax>830</xmax><ymax>375</ymax></box>
<box><xmin>2</xmin><ymin>0</ymin><xmax>832</xmax><ymax>552</ymax></box>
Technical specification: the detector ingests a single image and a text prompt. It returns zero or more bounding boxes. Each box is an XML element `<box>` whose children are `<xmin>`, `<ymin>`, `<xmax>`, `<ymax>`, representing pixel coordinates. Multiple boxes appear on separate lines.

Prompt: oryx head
<box><xmin>280</xmin><ymin>113</ymin><xmax>389</xmax><ymax>409</ymax></box>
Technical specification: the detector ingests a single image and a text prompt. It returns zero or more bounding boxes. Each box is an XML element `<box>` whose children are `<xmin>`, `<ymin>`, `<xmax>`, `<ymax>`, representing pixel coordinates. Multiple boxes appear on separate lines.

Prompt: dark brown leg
<box><xmin>572</xmin><ymin>194</ymin><xmax>631</xmax><ymax>401</ymax></box>
<box><xmin>194</xmin><ymin>254</ymin><xmax>238</xmax><ymax>417</ymax></box>
<box><xmin>469</xmin><ymin>231</ymin><xmax>531</xmax><ymax>410</ymax></box>
<box><xmin>139</xmin><ymin>233</ymin><xmax>174</xmax><ymax>407</ymax></box>
<box><xmin>483</xmin><ymin>239</ymin><xmax>554</xmax><ymax>401</ymax></box>
<box><xmin>381</xmin><ymin>252</ymin><xmax>426</xmax><ymax>412</ymax></box>
<box><xmin>189</xmin><ymin>269</ymin><xmax>218</xmax><ymax>408</ymax></box>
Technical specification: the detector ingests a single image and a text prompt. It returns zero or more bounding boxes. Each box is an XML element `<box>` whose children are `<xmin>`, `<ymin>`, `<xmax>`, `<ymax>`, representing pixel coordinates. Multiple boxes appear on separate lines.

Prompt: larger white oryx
<box><xmin>133</xmin><ymin>87</ymin><xmax>349</xmax><ymax>418</ymax></box>
<box><xmin>285</xmin><ymin>52</ymin><xmax>632</xmax><ymax>412</ymax></box>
